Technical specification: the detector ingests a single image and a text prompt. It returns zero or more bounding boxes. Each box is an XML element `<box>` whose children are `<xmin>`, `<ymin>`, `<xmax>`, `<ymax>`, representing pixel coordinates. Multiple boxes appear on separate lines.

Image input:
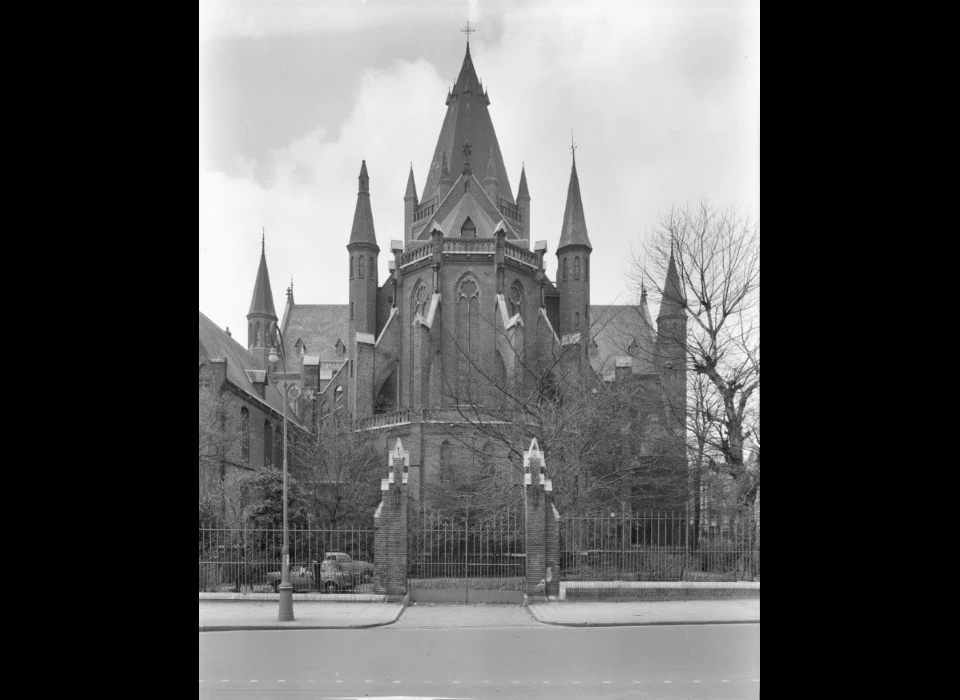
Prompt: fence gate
<box><xmin>408</xmin><ymin>502</ymin><xmax>525</xmax><ymax>603</ymax></box>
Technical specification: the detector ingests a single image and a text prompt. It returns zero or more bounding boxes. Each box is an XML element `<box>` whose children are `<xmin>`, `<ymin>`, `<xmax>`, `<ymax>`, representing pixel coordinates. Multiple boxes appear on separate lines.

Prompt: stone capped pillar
<box><xmin>374</xmin><ymin>438</ymin><xmax>409</xmax><ymax>597</ymax></box>
<box><xmin>523</xmin><ymin>438</ymin><xmax>560</xmax><ymax>599</ymax></box>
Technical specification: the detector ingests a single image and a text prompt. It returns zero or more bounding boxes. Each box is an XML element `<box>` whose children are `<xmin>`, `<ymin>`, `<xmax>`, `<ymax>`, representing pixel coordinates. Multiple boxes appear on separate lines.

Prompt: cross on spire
<box><xmin>461</xmin><ymin>20</ymin><xmax>476</xmax><ymax>46</ymax></box>
<box><xmin>570</xmin><ymin>131</ymin><xmax>578</xmax><ymax>161</ymax></box>
<box><xmin>261</xmin><ymin>227</ymin><xmax>265</xmax><ymax>252</ymax></box>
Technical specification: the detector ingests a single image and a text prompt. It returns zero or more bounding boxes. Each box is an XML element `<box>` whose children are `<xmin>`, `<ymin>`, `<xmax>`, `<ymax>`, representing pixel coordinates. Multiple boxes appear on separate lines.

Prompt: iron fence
<box><xmin>198</xmin><ymin>526</ymin><xmax>375</xmax><ymax>593</ymax></box>
<box><xmin>561</xmin><ymin>510</ymin><xmax>759</xmax><ymax>583</ymax></box>
<box><xmin>408</xmin><ymin>506</ymin><xmax>525</xmax><ymax>588</ymax></box>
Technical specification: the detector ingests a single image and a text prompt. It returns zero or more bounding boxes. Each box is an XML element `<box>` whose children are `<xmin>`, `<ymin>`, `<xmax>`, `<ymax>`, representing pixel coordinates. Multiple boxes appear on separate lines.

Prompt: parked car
<box><xmin>320</xmin><ymin>552</ymin><xmax>375</xmax><ymax>587</ymax></box>
<box><xmin>267</xmin><ymin>553</ymin><xmax>374</xmax><ymax>593</ymax></box>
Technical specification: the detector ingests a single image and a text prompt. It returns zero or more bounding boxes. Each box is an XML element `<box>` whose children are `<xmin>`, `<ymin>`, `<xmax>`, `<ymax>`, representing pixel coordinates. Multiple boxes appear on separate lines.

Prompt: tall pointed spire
<box><xmin>557</xmin><ymin>149</ymin><xmax>592</xmax><ymax>250</ymax></box>
<box><xmin>349</xmin><ymin>160</ymin><xmax>378</xmax><ymax>248</ymax></box>
<box><xmin>422</xmin><ymin>43</ymin><xmax>513</xmax><ymax>204</ymax></box>
<box><xmin>639</xmin><ymin>283</ymin><xmax>655</xmax><ymax>342</ymax></box>
<box><xmin>658</xmin><ymin>247</ymin><xmax>684</xmax><ymax>318</ymax></box>
<box><xmin>248</xmin><ymin>235</ymin><xmax>277</xmax><ymax>317</ymax></box>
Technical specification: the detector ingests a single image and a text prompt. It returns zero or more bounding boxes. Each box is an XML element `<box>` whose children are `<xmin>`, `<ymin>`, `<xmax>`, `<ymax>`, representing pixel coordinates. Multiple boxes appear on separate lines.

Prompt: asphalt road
<box><xmin>199</xmin><ymin>611</ymin><xmax>759</xmax><ymax>699</ymax></box>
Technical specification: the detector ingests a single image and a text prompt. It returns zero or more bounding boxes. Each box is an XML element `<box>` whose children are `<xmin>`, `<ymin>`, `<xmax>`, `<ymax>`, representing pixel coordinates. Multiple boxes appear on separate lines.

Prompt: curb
<box><xmin>526</xmin><ymin>605</ymin><xmax>759</xmax><ymax>628</ymax></box>
<box><xmin>198</xmin><ymin>598</ymin><xmax>408</xmax><ymax>633</ymax></box>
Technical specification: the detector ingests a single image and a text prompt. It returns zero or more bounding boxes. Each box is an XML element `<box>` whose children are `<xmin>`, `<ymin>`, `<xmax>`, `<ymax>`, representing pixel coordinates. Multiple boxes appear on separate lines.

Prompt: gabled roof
<box><xmin>415</xmin><ymin>173</ymin><xmax>519</xmax><ymax>240</ymax></box>
<box><xmin>280</xmin><ymin>304</ymin><xmax>350</xmax><ymax>365</ymax></box>
<box><xmin>421</xmin><ymin>45</ymin><xmax>514</xmax><ymax>207</ymax></box>
<box><xmin>557</xmin><ymin>153</ymin><xmax>592</xmax><ymax>251</ymax></box>
<box><xmin>198</xmin><ymin>311</ymin><xmax>302</xmax><ymax>425</ymax></box>
<box><xmin>248</xmin><ymin>241</ymin><xmax>278</xmax><ymax>318</ymax></box>
<box><xmin>589</xmin><ymin>305</ymin><xmax>658</xmax><ymax>376</ymax></box>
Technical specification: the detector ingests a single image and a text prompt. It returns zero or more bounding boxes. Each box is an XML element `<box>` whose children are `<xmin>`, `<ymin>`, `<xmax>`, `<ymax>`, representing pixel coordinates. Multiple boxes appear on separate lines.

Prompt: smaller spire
<box><xmin>248</xmin><ymin>238</ymin><xmax>278</xmax><ymax>318</ymax></box>
<box><xmin>658</xmin><ymin>247</ymin><xmax>685</xmax><ymax>318</ymax></box>
<box><xmin>286</xmin><ymin>277</ymin><xmax>295</xmax><ymax>304</ymax></box>
<box><xmin>517</xmin><ymin>164</ymin><xmax>530</xmax><ymax>200</ymax></box>
<box><xmin>349</xmin><ymin>160</ymin><xmax>378</xmax><ymax>248</ymax></box>
<box><xmin>404</xmin><ymin>163</ymin><xmax>418</xmax><ymax>201</ymax></box>
<box><xmin>557</xmin><ymin>147</ymin><xmax>592</xmax><ymax>250</ymax></box>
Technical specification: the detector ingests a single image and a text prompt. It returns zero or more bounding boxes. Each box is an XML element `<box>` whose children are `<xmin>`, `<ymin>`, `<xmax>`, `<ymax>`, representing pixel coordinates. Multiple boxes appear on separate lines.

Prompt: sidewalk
<box><xmin>199</xmin><ymin>597</ymin><xmax>760</xmax><ymax>632</ymax></box>
<box><xmin>199</xmin><ymin>601</ymin><xmax>404</xmax><ymax>631</ymax></box>
<box><xmin>527</xmin><ymin>598</ymin><xmax>760</xmax><ymax>627</ymax></box>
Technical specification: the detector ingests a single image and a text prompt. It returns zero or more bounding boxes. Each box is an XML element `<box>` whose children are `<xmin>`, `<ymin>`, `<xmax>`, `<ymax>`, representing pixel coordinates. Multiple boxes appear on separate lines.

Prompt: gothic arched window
<box><xmin>254</xmin><ymin>322</ymin><xmax>262</xmax><ymax>348</ymax></box>
<box><xmin>456</xmin><ymin>275</ymin><xmax>481</xmax><ymax>398</ymax></box>
<box><xmin>359</xmin><ymin>257</ymin><xmax>366</xmax><ymax>279</ymax></box>
<box><xmin>350</xmin><ymin>255</ymin><xmax>355</xmax><ymax>279</ymax></box>
<box><xmin>263</xmin><ymin>420</ymin><xmax>272</xmax><ymax>466</ymax></box>
<box><xmin>461</xmin><ymin>217</ymin><xmax>476</xmax><ymax>238</ymax></box>
<box><xmin>248</xmin><ymin>323</ymin><xmax>253</xmax><ymax>346</ymax></box>
<box><xmin>240</xmin><ymin>407</ymin><xmax>250</xmax><ymax>463</ymax></box>
<box><xmin>585</xmin><ymin>257</ymin><xmax>589</xmax><ymax>280</ymax></box>
<box><xmin>574</xmin><ymin>257</ymin><xmax>581</xmax><ymax>280</ymax></box>
<box><xmin>562</xmin><ymin>258</ymin><xmax>568</xmax><ymax>281</ymax></box>
<box><xmin>410</xmin><ymin>280</ymin><xmax>428</xmax><ymax>399</ymax></box>
<box><xmin>575</xmin><ymin>311</ymin><xmax>580</xmax><ymax>327</ymax></box>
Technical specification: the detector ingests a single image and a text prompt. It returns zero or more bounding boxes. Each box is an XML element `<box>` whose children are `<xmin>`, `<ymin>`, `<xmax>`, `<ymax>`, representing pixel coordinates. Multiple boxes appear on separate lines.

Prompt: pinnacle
<box><xmin>557</xmin><ymin>153</ymin><xmax>592</xmax><ymax>250</ymax></box>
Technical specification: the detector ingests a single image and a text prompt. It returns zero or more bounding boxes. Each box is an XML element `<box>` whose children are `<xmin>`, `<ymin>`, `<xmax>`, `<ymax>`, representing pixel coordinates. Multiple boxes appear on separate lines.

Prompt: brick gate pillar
<box><xmin>523</xmin><ymin>438</ymin><xmax>559</xmax><ymax>600</ymax></box>
<box><xmin>374</xmin><ymin>438</ymin><xmax>409</xmax><ymax>597</ymax></box>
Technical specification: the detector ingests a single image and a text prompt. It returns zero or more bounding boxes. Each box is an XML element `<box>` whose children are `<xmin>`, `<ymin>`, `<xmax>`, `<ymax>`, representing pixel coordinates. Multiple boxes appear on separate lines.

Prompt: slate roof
<box><xmin>198</xmin><ymin>311</ymin><xmax>302</xmax><ymax>425</ymax></box>
<box><xmin>557</xmin><ymin>154</ymin><xmax>592</xmax><ymax>250</ymax></box>
<box><xmin>421</xmin><ymin>45</ymin><xmax>515</xmax><ymax>207</ymax></box>
<box><xmin>349</xmin><ymin>161</ymin><xmax>378</xmax><ymax>248</ymax></box>
<box><xmin>589</xmin><ymin>305</ymin><xmax>659</xmax><ymax>377</ymax></box>
<box><xmin>280</xmin><ymin>304</ymin><xmax>350</xmax><ymax>366</ymax></box>
<box><xmin>248</xmin><ymin>245</ymin><xmax>278</xmax><ymax>317</ymax></box>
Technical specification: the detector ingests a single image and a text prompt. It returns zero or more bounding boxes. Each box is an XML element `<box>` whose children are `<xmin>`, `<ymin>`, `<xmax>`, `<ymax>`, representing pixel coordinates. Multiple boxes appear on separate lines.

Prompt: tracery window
<box><xmin>574</xmin><ymin>257</ymin><xmax>581</xmax><ymax>280</ymax></box>
<box><xmin>509</xmin><ymin>280</ymin><xmax>523</xmax><ymax>318</ymax></box>
<box><xmin>461</xmin><ymin>217</ymin><xmax>476</xmax><ymax>238</ymax></box>
<box><xmin>456</xmin><ymin>275</ymin><xmax>481</xmax><ymax>398</ymax></box>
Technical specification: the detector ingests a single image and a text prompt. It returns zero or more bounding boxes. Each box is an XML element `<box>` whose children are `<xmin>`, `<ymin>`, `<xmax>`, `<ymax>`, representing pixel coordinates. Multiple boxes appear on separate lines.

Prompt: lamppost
<box><xmin>268</xmin><ymin>330</ymin><xmax>294</xmax><ymax>622</ymax></box>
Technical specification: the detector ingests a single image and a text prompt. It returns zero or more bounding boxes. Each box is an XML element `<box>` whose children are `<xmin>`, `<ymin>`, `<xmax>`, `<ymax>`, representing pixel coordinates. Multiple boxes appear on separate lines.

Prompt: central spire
<box><xmin>421</xmin><ymin>40</ymin><xmax>514</xmax><ymax>205</ymax></box>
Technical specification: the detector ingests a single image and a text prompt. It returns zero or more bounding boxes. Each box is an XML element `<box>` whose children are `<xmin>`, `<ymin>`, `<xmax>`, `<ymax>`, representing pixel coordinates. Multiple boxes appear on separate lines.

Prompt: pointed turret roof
<box><xmin>658</xmin><ymin>248</ymin><xmax>685</xmax><ymax>318</ymax></box>
<box><xmin>422</xmin><ymin>45</ymin><xmax>514</xmax><ymax>205</ymax></box>
<box><xmin>558</xmin><ymin>152</ymin><xmax>592</xmax><ymax>250</ymax></box>
<box><xmin>248</xmin><ymin>236</ymin><xmax>277</xmax><ymax>318</ymax></box>
<box><xmin>404</xmin><ymin>164</ymin><xmax>418</xmax><ymax>201</ymax></box>
<box><xmin>517</xmin><ymin>164</ymin><xmax>530</xmax><ymax>200</ymax></box>
<box><xmin>349</xmin><ymin>160</ymin><xmax>379</xmax><ymax>249</ymax></box>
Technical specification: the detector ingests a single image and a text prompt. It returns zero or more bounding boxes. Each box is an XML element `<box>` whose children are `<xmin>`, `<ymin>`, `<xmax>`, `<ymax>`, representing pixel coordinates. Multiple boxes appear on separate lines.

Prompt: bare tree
<box><xmin>630</xmin><ymin>201</ymin><xmax>760</xmax><ymax>511</ymax></box>
<box><xmin>291</xmin><ymin>411</ymin><xmax>382</xmax><ymax>527</ymax></box>
<box><xmin>424</xmin><ymin>306</ymin><xmax>689</xmax><ymax>516</ymax></box>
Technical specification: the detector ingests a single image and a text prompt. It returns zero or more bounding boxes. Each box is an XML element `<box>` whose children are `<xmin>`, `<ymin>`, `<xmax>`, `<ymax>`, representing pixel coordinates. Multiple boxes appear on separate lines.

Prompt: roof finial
<box><xmin>461</xmin><ymin>20</ymin><xmax>475</xmax><ymax>49</ymax></box>
<box><xmin>261</xmin><ymin>227</ymin><xmax>265</xmax><ymax>253</ymax></box>
<box><xmin>570</xmin><ymin>130</ymin><xmax>578</xmax><ymax>165</ymax></box>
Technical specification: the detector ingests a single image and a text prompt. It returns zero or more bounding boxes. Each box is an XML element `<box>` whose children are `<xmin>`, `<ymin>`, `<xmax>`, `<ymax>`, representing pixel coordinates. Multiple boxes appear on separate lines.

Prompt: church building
<box><xmin>199</xmin><ymin>41</ymin><xmax>687</xmax><ymax>506</ymax></box>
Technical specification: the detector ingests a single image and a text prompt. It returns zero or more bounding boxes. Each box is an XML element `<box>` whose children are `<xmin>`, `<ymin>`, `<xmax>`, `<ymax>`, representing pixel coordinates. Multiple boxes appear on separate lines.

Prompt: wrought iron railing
<box><xmin>198</xmin><ymin>526</ymin><xmax>375</xmax><ymax>593</ymax></box>
<box><xmin>561</xmin><ymin>510</ymin><xmax>759</xmax><ymax>583</ymax></box>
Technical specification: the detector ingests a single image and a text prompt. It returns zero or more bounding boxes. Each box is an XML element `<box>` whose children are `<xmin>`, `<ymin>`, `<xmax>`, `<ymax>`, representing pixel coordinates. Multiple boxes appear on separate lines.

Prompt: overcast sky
<box><xmin>199</xmin><ymin>0</ymin><xmax>759</xmax><ymax>337</ymax></box>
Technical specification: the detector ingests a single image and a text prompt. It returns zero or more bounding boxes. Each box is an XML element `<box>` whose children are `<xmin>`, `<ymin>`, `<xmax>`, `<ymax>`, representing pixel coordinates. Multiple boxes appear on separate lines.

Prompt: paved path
<box><xmin>392</xmin><ymin>602</ymin><xmax>541</xmax><ymax>629</ymax></box>
<box><xmin>529</xmin><ymin>598</ymin><xmax>760</xmax><ymax>626</ymax></box>
<box><xmin>199</xmin><ymin>601</ymin><xmax>403</xmax><ymax>631</ymax></box>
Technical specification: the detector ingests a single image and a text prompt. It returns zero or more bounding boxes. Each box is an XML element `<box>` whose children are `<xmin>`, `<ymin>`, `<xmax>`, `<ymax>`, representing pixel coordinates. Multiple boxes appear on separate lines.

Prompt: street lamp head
<box><xmin>268</xmin><ymin>346</ymin><xmax>280</xmax><ymax>363</ymax></box>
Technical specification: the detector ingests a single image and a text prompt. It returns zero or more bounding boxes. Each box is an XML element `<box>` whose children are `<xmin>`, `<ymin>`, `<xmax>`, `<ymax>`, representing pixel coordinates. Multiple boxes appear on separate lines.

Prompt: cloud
<box><xmin>199</xmin><ymin>0</ymin><xmax>759</xmax><ymax>337</ymax></box>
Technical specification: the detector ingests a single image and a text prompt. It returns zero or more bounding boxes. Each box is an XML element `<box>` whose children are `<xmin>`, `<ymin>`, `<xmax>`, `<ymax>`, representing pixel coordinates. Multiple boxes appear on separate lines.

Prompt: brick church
<box><xmin>199</xmin><ymin>42</ymin><xmax>688</xmax><ymax>505</ymax></box>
